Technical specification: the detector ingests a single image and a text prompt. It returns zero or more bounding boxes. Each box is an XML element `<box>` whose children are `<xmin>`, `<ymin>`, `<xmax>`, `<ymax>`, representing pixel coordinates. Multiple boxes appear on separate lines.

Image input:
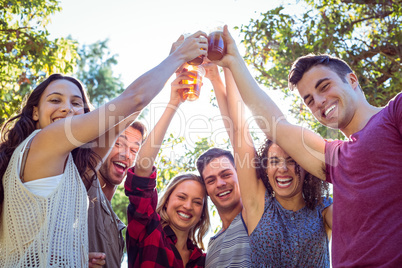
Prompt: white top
<box><xmin>0</xmin><ymin>130</ymin><xmax>89</xmax><ymax>267</ymax></box>
<box><xmin>24</xmin><ymin>175</ymin><xmax>63</xmax><ymax>197</ymax></box>
<box><xmin>17</xmin><ymin>138</ymin><xmax>63</xmax><ymax>197</ymax></box>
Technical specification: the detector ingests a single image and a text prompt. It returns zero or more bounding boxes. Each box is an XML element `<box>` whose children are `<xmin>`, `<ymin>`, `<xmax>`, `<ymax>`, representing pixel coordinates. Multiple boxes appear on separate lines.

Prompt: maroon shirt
<box><xmin>125</xmin><ymin>167</ymin><xmax>205</xmax><ymax>268</ymax></box>
<box><xmin>325</xmin><ymin>93</ymin><xmax>402</xmax><ymax>267</ymax></box>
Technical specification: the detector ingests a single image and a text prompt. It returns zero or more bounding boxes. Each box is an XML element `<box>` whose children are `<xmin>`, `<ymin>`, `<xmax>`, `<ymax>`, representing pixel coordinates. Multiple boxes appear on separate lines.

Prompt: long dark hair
<box><xmin>0</xmin><ymin>74</ymin><xmax>100</xmax><ymax>206</ymax></box>
<box><xmin>256</xmin><ymin>138</ymin><xmax>330</xmax><ymax>210</ymax></box>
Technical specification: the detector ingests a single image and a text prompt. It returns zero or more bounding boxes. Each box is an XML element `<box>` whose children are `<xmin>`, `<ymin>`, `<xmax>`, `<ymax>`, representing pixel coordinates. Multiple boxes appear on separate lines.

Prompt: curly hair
<box><xmin>156</xmin><ymin>173</ymin><xmax>210</xmax><ymax>251</ymax></box>
<box><xmin>256</xmin><ymin>138</ymin><xmax>329</xmax><ymax>210</ymax></box>
<box><xmin>0</xmin><ymin>74</ymin><xmax>100</xmax><ymax>207</ymax></box>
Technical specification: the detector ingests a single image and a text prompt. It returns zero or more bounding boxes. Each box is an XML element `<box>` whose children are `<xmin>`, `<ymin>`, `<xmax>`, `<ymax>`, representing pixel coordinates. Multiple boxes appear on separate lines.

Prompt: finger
<box><xmin>91</xmin><ymin>259</ymin><xmax>106</xmax><ymax>265</ymax></box>
<box><xmin>88</xmin><ymin>252</ymin><xmax>106</xmax><ymax>260</ymax></box>
<box><xmin>191</xmin><ymin>30</ymin><xmax>208</xmax><ymax>39</ymax></box>
<box><xmin>172</xmin><ymin>74</ymin><xmax>196</xmax><ymax>83</ymax></box>
<box><xmin>176</xmin><ymin>34</ymin><xmax>185</xmax><ymax>42</ymax></box>
<box><xmin>223</xmin><ymin>25</ymin><xmax>234</xmax><ymax>43</ymax></box>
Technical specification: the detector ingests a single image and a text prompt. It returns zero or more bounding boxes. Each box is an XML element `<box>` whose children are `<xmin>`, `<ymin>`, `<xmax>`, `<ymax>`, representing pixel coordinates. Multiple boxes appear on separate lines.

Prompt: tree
<box><xmin>0</xmin><ymin>0</ymin><xmax>79</xmax><ymax>124</ymax></box>
<box><xmin>75</xmin><ymin>39</ymin><xmax>124</xmax><ymax>107</ymax></box>
<box><xmin>239</xmin><ymin>0</ymin><xmax>402</xmax><ymax>138</ymax></box>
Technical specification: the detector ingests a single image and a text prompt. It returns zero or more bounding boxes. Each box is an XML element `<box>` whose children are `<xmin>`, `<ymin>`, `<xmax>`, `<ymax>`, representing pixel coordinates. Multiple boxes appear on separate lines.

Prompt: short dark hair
<box><xmin>196</xmin><ymin>148</ymin><xmax>235</xmax><ymax>180</ymax></box>
<box><xmin>130</xmin><ymin>121</ymin><xmax>147</xmax><ymax>143</ymax></box>
<box><xmin>288</xmin><ymin>54</ymin><xmax>353</xmax><ymax>91</ymax></box>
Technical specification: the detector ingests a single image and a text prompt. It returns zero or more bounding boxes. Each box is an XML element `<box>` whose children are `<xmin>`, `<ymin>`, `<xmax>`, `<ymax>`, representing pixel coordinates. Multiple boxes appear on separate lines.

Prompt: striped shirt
<box><xmin>205</xmin><ymin>213</ymin><xmax>251</xmax><ymax>268</ymax></box>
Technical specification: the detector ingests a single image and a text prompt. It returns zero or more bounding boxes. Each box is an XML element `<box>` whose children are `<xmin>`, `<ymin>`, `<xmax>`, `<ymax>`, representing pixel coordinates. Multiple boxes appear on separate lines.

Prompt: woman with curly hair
<box><xmin>211</xmin><ymin>63</ymin><xmax>333</xmax><ymax>267</ymax></box>
<box><xmin>124</xmin><ymin>64</ymin><xmax>210</xmax><ymax>268</ymax></box>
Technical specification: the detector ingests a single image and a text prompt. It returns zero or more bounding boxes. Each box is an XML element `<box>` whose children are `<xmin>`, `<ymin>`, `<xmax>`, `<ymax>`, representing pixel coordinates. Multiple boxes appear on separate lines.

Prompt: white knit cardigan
<box><xmin>0</xmin><ymin>130</ymin><xmax>89</xmax><ymax>267</ymax></box>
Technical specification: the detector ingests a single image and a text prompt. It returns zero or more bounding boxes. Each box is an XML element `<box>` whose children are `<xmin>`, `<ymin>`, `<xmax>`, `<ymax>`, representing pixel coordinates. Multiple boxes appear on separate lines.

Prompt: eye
<box><xmin>72</xmin><ymin>101</ymin><xmax>83</xmax><ymax>107</ymax></box>
<box><xmin>269</xmin><ymin>159</ymin><xmax>279</xmax><ymax>166</ymax></box>
<box><xmin>287</xmin><ymin>159</ymin><xmax>296</xmax><ymax>166</ymax></box>
<box><xmin>178</xmin><ymin>195</ymin><xmax>185</xmax><ymax>200</ymax></box>
<box><xmin>321</xmin><ymin>83</ymin><xmax>329</xmax><ymax>91</ymax></box>
<box><xmin>130</xmin><ymin>149</ymin><xmax>138</xmax><ymax>154</ymax></box>
<box><xmin>49</xmin><ymin>98</ymin><xmax>61</xmax><ymax>103</ymax></box>
<box><xmin>115</xmin><ymin>142</ymin><xmax>121</xmax><ymax>147</ymax></box>
<box><xmin>306</xmin><ymin>98</ymin><xmax>314</xmax><ymax>106</ymax></box>
<box><xmin>206</xmin><ymin>178</ymin><xmax>215</xmax><ymax>185</ymax></box>
<box><xmin>194</xmin><ymin>201</ymin><xmax>203</xmax><ymax>206</ymax></box>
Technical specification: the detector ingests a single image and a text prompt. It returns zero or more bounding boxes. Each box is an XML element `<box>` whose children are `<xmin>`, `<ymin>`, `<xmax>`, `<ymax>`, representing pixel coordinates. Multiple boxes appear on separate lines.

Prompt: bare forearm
<box><xmin>134</xmin><ymin>103</ymin><xmax>178</xmax><ymax>177</ymax></box>
<box><xmin>227</xmin><ymin>56</ymin><xmax>286</xmax><ymax>141</ymax></box>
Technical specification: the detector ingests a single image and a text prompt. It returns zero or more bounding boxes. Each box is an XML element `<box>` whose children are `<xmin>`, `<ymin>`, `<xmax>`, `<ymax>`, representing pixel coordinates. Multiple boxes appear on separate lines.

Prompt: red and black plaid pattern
<box><xmin>125</xmin><ymin>167</ymin><xmax>206</xmax><ymax>268</ymax></box>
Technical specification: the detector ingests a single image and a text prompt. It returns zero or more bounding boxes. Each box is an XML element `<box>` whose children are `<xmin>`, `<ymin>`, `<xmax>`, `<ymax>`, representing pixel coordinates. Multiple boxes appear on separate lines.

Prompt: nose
<box><xmin>60</xmin><ymin>104</ymin><xmax>73</xmax><ymax>114</ymax></box>
<box><xmin>182</xmin><ymin>199</ymin><xmax>193</xmax><ymax>210</ymax></box>
<box><xmin>216</xmin><ymin>177</ymin><xmax>227</xmax><ymax>187</ymax></box>
<box><xmin>119</xmin><ymin>145</ymin><xmax>131</xmax><ymax>160</ymax></box>
<box><xmin>278</xmin><ymin>161</ymin><xmax>288</xmax><ymax>171</ymax></box>
<box><xmin>314</xmin><ymin>93</ymin><xmax>326</xmax><ymax>109</ymax></box>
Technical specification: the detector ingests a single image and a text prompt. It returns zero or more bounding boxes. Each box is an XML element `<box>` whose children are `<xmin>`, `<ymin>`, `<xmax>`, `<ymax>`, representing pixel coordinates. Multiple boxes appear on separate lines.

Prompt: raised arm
<box><xmin>25</xmin><ymin>31</ymin><xmax>208</xmax><ymax>181</ymax></box>
<box><xmin>202</xmin><ymin>62</ymin><xmax>233</xmax><ymax>143</ymax></box>
<box><xmin>215</xmin><ymin>26</ymin><xmax>326</xmax><ymax>180</ymax></box>
<box><xmin>208</xmin><ymin>64</ymin><xmax>266</xmax><ymax>232</ymax></box>
<box><xmin>133</xmin><ymin>72</ymin><xmax>189</xmax><ymax>178</ymax></box>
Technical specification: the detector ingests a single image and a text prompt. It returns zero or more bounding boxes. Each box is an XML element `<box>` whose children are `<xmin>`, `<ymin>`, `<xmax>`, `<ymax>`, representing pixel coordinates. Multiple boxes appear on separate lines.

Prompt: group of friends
<box><xmin>0</xmin><ymin>26</ymin><xmax>401</xmax><ymax>268</ymax></box>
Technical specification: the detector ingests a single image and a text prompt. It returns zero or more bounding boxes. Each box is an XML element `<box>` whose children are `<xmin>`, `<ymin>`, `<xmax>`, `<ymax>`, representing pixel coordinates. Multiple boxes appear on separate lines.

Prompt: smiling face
<box><xmin>98</xmin><ymin>127</ymin><xmax>143</xmax><ymax>188</ymax></box>
<box><xmin>32</xmin><ymin>79</ymin><xmax>85</xmax><ymax>129</ymax></box>
<box><xmin>296</xmin><ymin>65</ymin><xmax>360</xmax><ymax>130</ymax></box>
<box><xmin>202</xmin><ymin>156</ymin><xmax>241</xmax><ymax>214</ymax></box>
<box><xmin>266</xmin><ymin>144</ymin><xmax>305</xmax><ymax>199</ymax></box>
<box><xmin>165</xmin><ymin>180</ymin><xmax>206</xmax><ymax>234</ymax></box>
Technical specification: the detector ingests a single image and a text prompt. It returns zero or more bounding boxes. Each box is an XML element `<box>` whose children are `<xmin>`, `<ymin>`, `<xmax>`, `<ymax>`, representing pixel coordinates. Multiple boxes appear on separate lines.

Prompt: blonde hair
<box><xmin>156</xmin><ymin>173</ymin><xmax>210</xmax><ymax>250</ymax></box>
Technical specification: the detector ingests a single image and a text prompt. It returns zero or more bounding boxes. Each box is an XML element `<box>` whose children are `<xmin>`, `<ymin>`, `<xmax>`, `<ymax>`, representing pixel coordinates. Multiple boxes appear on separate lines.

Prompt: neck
<box><xmin>275</xmin><ymin>192</ymin><xmax>305</xmax><ymax>212</ymax></box>
<box><xmin>171</xmin><ymin>227</ymin><xmax>190</xmax><ymax>250</ymax></box>
<box><xmin>97</xmin><ymin>172</ymin><xmax>116</xmax><ymax>202</ymax></box>
<box><xmin>217</xmin><ymin>202</ymin><xmax>243</xmax><ymax>230</ymax></box>
<box><xmin>342</xmin><ymin>99</ymin><xmax>382</xmax><ymax>137</ymax></box>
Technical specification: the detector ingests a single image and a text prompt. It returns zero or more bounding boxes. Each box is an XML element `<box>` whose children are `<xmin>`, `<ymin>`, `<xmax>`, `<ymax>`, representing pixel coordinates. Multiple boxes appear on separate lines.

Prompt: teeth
<box><xmin>218</xmin><ymin>191</ymin><xmax>231</xmax><ymax>197</ymax></box>
<box><xmin>114</xmin><ymin>162</ymin><xmax>127</xmax><ymax>169</ymax></box>
<box><xmin>277</xmin><ymin>178</ymin><xmax>292</xmax><ymax>182</ymax></box>
<box><xmin>325</xmin><ymin>104</ymin><xmax>336</xmax><ymax>117</ymax></box>
<box><xmin>276</xmin><ymin>178</ymin><xmax>292</xmax><ymax>187</ymax></box>
<box><xmin>53</xmin><ymin>118</ymin><xmax>62</xmax><ymax>122</ymax></box>
<box><xmin>278</xmin><ymin>181</ymin><xmax>292</xmax><ymax>187</ymax></box>
<box><xmin>178</xmin><ymin>212</ymin><xmax>190</xmax><ymax>219</ymax></box>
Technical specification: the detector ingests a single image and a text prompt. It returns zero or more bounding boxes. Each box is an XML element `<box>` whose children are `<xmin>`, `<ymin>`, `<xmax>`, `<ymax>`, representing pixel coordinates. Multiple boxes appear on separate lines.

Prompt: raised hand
<box><xmin>170</xmin><ymin>71</ymin><xmax>194</xmax><ymax>106</ymax></box>
<box><xmin>212</xmin><ymin>25</ymin><xmax>241</xmax><ymax>68</ymax></box>
<box><xmin>172</xmin><ymin>31</ymin><xmax>208</xmax><ymax>64</ymax></box>
<box><xmin>202</xmin><ymin>58</ymin><xmax>221</xmax><ymax>83</ymax></box>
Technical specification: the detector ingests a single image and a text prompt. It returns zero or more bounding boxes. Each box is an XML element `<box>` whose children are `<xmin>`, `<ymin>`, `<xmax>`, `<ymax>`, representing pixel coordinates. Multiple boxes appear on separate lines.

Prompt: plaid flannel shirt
<box><xmin>125</xmin><ymin>166</ymin><xmax>206</xmax><ymax>268</ymax></box>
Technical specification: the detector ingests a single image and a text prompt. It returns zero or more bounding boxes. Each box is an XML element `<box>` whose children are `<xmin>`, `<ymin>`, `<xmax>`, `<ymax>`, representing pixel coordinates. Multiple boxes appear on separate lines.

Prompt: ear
<box><xmin>32</xmin><ymin>106</ymin><xmax>39</xmax><ymax>121</ymax></box>
<box><xmin>347</xmin><ymin>73</ymin><xmax>359</xmax><ymax>91</ymax></box>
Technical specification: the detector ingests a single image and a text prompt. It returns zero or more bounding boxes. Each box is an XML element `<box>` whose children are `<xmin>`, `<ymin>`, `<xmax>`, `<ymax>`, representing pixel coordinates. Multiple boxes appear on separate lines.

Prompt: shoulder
<box><xmin>318</xmin><ymin>196</ymin><xmax>333</xmax><ymax>211</ymax></box>
<box><xmin>386</xmin><ymin>92</ymin><xmax>402</xmax><ymax>115</ymax></box>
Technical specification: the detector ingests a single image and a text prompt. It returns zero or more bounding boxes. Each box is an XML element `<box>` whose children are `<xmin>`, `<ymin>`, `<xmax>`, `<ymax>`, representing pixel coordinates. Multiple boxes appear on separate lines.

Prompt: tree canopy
<box><xmin>75</xmin><ymin>39</ymin><xmax>124</xmax><ymax>107</ymax></box>
<box><xmin>239</xmin><ymin>0</ymin><xmax>402</xmax><ymax>138</ymax></box>
<box><xmin>0</xmin><ymin>0</ymin><xmax>79</xmax><ymax>124</ymax></box>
